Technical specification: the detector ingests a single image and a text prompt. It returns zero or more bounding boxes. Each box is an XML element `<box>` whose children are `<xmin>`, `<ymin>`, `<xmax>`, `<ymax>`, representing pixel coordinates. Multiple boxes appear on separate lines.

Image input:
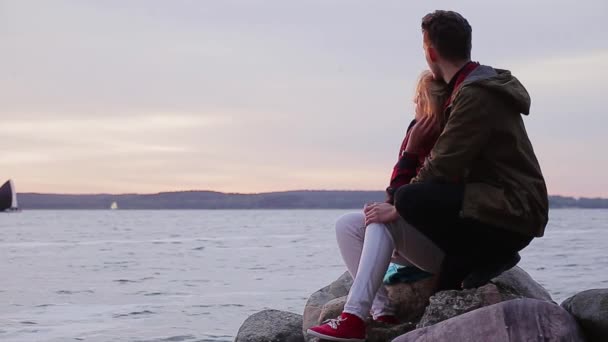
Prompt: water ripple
<box><xmin>113</xmin><ymin>310</ymin><xmax>156</xmax><ymax>318</ymax></box>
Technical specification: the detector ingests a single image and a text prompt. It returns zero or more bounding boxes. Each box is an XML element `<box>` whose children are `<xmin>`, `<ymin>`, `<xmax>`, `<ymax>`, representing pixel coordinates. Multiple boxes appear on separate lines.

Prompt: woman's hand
<box><xmin>405</xmin><ymin>116</ymin><xmax>440</xmax><ymax>154</ymax></box>
<box><xmin>364</xmin><ymin>202</ymin><xmax>400</xmax><ymax>225</ymax></box>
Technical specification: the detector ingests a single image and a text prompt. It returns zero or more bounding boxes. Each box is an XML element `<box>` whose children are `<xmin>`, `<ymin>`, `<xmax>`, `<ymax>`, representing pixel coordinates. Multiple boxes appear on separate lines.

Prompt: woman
<box><xmin>307</xmin><ymin>71</ymin><xmax>447</xmax><ymax>342</ymax></box>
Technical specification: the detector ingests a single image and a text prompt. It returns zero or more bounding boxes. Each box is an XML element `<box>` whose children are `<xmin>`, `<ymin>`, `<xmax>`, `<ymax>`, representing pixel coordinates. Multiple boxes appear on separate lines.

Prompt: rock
<box><xmin>305</xmin><ymin>277</ymin><xmax>437</xmax><ymax>342</ymax></box>
<box><xmin>302</xmin><ymin>266</ymin><xmax>552</xmax><ymax>341</ymax></box>
<box><xmin>417</xmin><ymin>266</ymin><xmax>552</xmax><ymax>328</ymax></box>
<box><xmin>235</xmin><ymin>309</ymin><xmax>304</xmax><ymax>342</ymax></box>
<box><xmin>492</xmin><ymin>266</ymin><xmax>553</xmax><ymax>302</ymax></box>
<box><xmin>302</xmin><ymin>272</ymin><xmax>352</xmax><ymax>340</ymax></box>
<box><xmin>308</xmin><ymin>274</ymin><xmax>438</xmax><ymax>330</ymax></box>
<box><xmin>318</xmin><ymin>296</ymin><xmax>347</xmax><ymax>324</ymax></box>
<box><xmin>417</xmin><ymin>283</ymin><xmax>507</xmax><ymax>328</ymax></box>
<box><xmin>326</xmin><ymin>277</ymin><xmax>438</xmax><ymax>323</ymax></box>
<box><xmin>393</xmin><ymin>299</ymin><xmax>586</xmax><ymax>342</ymax></box>
<box><xmin>387</xmin><ymin>276</ymin><xmax>438</xmax><ymax>322</ymax></box>
<box><xmin>366</xmin><ymin>322</ymin><xmax>417</xmax><ymax>342</ymax></box>
<box><xmin>562</xmin><ymin>288</ymin><xmax>608</xmax><ymax>342</ymax></box>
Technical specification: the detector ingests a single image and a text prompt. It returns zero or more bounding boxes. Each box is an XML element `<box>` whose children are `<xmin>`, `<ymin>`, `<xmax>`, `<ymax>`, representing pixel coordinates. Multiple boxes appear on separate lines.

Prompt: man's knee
<box><xmin>393</xmin><ymin>183</ymin><xmax>429</xmax><ymax>221</ymax></box>
<box><xmin>394</xmin><ymin>182</ymin><xmax>464</xmax><ymax>220</ymax></box>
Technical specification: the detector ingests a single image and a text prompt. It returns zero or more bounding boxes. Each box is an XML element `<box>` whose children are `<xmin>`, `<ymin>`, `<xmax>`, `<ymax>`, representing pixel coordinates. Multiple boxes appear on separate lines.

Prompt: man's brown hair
<box><xmin>421</xmin><ymin>10</ymin><xmax>472</xmax><ymax>61</ymax></box>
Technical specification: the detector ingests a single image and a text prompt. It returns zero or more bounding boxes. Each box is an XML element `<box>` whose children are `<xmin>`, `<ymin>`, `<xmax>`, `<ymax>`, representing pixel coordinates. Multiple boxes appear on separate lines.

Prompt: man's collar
<box><xmin>442</xmin><ymin>61</ymin><xmax>480</xmax><ymax>110</ymax></box>
<box><xmin>447</xmin><ymin>62</ymin><xmax>474</xmax><ymax>91</ymax></box>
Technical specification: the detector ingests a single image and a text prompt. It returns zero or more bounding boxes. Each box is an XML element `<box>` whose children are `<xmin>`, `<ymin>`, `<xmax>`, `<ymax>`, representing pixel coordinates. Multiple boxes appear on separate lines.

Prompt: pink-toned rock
<box><xmin>393</xmin><ymin>299</ymin><xmax>586</xmax><ymax>342</ymax></box>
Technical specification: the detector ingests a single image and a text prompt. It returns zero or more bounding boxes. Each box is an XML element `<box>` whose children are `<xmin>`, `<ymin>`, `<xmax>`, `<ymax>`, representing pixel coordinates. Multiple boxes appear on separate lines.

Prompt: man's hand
<box><xmin>405</xmin><ymin>116</ymin><xmax>440</xmax><ymax>154</ymax></box>
<box><xmin>364</xmin><ymin>202</ymin><xmax>400</xmax><ymax>225</ymax></box>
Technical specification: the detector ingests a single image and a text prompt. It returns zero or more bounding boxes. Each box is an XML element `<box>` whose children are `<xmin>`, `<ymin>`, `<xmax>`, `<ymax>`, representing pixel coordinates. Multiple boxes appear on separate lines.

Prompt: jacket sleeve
<box><xmin>385</xmin><ymin>152</ymin><xmax>420</xmax><ymax>204</ymax></box>
<box><xmin>412</xmin><ymin>86</ymin><xmax>492</xmax><ymax>183</ymax></box>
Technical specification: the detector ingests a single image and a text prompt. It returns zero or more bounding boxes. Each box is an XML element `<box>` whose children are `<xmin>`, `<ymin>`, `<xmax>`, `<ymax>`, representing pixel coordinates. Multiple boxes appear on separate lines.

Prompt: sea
<box><xmin>1</xmin><ymin>209</ymin><xmax>607</xmax><ymax>342</ymax></box>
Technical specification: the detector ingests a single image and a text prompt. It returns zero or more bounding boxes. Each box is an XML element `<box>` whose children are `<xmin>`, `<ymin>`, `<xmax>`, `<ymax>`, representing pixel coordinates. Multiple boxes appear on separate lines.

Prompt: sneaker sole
<box><xmin>306</xmin><ymin>329</ymin><xmax>365</xmax><ymax>342</ymax></box>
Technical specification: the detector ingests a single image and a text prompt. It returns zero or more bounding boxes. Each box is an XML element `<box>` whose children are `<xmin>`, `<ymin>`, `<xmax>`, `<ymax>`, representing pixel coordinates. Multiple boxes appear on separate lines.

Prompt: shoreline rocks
<box><xmin>235</xmin><ymin>268</ymin><xmax>607</xmax><ymax>341</ymax></box>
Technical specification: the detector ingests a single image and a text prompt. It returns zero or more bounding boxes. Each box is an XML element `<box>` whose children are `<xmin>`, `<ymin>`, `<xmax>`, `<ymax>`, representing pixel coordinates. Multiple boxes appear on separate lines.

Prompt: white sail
<box><xmin>110</xmin><ymin>201</ymin><xmax>118</xmax><ymax>210</ymax></box>
<box><xmin>9</xmin><ymin>179</ymin><xmax>18</xmax><ymax>209</ymax></box>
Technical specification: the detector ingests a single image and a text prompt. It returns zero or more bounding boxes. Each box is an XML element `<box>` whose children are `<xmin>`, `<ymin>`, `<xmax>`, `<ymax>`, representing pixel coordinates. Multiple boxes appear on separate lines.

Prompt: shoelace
<box><xmin>322</xmin><ymin>316</ymin><xmax>347</xmax><ymax>329</ymax></box>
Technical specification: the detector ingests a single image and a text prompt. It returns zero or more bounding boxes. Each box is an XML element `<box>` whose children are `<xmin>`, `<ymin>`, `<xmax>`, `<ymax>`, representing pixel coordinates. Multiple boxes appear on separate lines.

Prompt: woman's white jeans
<box><xmin>336</xmin><ymin>212</ymin><xmax>445</xmax><ymax>320</ymax></box>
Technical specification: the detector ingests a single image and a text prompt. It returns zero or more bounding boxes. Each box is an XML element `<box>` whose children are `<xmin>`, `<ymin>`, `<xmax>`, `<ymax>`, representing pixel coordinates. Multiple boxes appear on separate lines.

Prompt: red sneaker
<box><xmin>306</xmin><ymin>312</ymin><xmax>366</xmax><ymax>342</ymax></box>
<box><xmin>374</xmin><ymin>315</ymin><xmax>399</xmax><ymax>324</ymax></box>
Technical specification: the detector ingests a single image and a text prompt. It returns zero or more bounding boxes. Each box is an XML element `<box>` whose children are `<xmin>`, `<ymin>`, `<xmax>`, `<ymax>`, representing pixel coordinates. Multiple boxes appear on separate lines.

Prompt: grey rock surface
<box><xmin>417</xmin><ymin>266</ymin><xmax>553</xmax><ymax>328</ymax></box>
<box><xmin>492</xmin><ymin>266</ymin><xmax>553</xmax><ymax>302</ymax></box>
<box><xmin>562</xmin><ymin>288</ymin><xmax>608</xmax><ymax>342</ymax></box>
<box><xmin>235</xmin><ymin>309</ymin><xmax>304</xmax><ymax>342</ymax></box>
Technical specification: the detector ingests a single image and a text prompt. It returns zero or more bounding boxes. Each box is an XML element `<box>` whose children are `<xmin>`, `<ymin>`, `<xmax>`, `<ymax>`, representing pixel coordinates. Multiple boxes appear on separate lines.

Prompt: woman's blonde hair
<box><xmin>414</xmin><ymin>70</ymin><xmax>448</xmax><ymax>122</ymax></box>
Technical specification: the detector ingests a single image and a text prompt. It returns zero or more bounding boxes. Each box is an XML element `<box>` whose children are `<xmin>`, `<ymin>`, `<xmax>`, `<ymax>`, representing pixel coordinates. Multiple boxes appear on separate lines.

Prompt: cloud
<box><xmin>0</xmin><ymin>0</ymin><xmax>606</xmax><ymax>195</ymax></box>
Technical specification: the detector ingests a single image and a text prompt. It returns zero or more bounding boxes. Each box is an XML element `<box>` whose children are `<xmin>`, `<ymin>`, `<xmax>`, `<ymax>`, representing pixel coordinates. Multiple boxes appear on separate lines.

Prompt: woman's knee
<box><xmin>335</xmin><ymin>212</ymin><xmax>365</xmax><ymax>236</ymax></box>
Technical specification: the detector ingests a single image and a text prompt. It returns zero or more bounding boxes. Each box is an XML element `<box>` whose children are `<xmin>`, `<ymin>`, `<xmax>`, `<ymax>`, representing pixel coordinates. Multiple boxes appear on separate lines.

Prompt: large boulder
<box><xmin>562</xmin><ymin>288</ymin><xmax>608</xmax><ymax>342</ymax></box>
<box><xmin>302</xmin><ymin>272</ymin><xmax>352</xmax><ymax>340</ymax></box>
<box><xmin>417</xmin><ymin>266</ymin><xmax>552</xmax><ymax>328</ymax></box>
<box><xmin>235</xmin><ymin>309</ymin><xmax>304</xmax><ymax>342</ymax></box>
<box><xmin>393</xmin><ymin>299</ymin><xmax>586</xmax><ymax>342</ymax></box>
<box><xmin>302</xmin><ymin>266</ymin><xmax>552</xmax><ymax>340</ymax></box>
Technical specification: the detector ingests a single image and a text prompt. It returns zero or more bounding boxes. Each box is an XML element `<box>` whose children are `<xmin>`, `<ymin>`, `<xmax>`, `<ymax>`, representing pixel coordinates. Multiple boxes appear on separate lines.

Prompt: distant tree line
<box><xmin>548</xmin><ymin>195</ymin><xmax>608</xmax><ymax>208</ymax></box>
<box><xmin>16</xmin><ymin>191</ymin><xmax>608</xmax><ymax>210</ymax></box>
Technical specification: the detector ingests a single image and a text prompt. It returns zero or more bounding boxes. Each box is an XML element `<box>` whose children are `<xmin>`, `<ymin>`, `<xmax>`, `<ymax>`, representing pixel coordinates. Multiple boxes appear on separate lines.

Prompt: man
<box><xmin>394</xmin><ymin>10</ymin><xmax>548</xmax><ymax>288</ymax></box>
<box><xmin>307</xmin><ymin>10</ymin><xmax>548</xmax><ymax>342</ymax></box>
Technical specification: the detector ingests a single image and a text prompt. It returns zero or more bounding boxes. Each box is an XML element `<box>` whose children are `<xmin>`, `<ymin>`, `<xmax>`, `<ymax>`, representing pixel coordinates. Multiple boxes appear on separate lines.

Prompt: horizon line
<box><xmin>17</xmin><ymin>189</ymin><xmax>607</xmax><ymax>200</ymax></box>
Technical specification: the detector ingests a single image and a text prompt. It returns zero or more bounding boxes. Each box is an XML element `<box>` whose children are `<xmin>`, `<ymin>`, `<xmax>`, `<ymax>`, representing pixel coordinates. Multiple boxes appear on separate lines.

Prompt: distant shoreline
<box><xmin>13</xmin><ymin>207</ymin><xmax>608</xmax><ymax>211</ymax></box>
<box><xmin>15</xmin><ymin>190</ymin><xmax>608</xmax><ymax>210</ymax></box>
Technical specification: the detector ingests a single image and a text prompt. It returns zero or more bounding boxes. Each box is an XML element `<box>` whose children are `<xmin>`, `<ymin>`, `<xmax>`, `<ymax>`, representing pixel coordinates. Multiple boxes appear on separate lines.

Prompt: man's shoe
<box><xmin>306</xmin><ymin>312</ymin><xmax>366</xmax><ymax>342</ymax></box>
<box><xmin>374</xmin><ymin>315</ymin><xmax>399</xmax><ymax>324</ymax></box>
<box><xmin>462</xmin><ymin>253</ymin><xmax>521</xmax><ymax>289</ymax></box>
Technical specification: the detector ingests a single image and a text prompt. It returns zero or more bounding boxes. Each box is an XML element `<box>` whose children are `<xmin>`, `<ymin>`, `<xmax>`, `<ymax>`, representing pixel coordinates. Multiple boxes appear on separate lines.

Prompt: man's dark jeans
<box><xmin>394</xmin><ymin>182</ymin><xmax>533</xmax><ymax>288</ymax></box>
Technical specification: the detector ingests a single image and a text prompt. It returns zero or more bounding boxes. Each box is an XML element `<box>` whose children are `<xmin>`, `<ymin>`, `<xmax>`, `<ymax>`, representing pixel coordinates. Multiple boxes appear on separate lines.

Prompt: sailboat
<box><xmin>0</xmin><ymin>179</ymin><xmax>20</xmax><ymax>212</ymax></box>
<box><xmin>110</xmin><ymin>201</ymin><xmax>118</xmax><ymax>210</ymax></box>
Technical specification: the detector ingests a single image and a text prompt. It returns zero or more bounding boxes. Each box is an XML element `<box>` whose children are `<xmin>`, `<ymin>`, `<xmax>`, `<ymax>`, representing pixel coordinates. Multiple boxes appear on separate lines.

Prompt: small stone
<box><xmin>235</xmin><ymin>309</ymin><xmax>304</xmax><ymax>342</ymax></box>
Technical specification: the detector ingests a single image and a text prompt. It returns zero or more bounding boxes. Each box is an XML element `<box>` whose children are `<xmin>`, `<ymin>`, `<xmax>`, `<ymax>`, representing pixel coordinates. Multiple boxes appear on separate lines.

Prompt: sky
<box><xmin>1</xmin><ymin>0</ymin><xmax>607</xmax><ymax>196</ymax></box>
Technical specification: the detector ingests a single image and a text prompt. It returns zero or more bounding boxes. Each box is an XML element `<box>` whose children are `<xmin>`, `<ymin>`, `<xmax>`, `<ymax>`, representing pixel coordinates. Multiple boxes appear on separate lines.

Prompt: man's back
<box><xmin>453</xmin><ymin>66</ymin><xmax>548</xmax><ymax>237</ymax></box>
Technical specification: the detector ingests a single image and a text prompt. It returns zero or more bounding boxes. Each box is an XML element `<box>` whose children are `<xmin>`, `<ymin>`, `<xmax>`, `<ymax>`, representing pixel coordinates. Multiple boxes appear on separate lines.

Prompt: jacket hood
<box><xmin>461</xmin><ymin>65</ymin><xmax>531</xmax><ymax>115</ymax></box>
